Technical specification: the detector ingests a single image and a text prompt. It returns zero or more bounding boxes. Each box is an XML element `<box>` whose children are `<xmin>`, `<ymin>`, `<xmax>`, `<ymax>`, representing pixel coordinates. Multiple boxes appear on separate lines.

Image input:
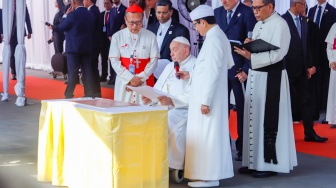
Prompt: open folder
<box><xmin>230</xmin><ymin>39</ymin><xmax>280</xmax><ymax>53</ymax></box>
<box><xmin>127</xmin><ymin>85</ymin><xmax>175</xmax><ymax>100</ymax></box>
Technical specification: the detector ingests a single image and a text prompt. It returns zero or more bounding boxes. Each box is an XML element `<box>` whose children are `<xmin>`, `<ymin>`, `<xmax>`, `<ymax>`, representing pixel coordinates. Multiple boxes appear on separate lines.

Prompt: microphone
<box><xmin>174</xmin><ymin>61</ymin><xmax>180</xmax><ymax>79</ymax></box>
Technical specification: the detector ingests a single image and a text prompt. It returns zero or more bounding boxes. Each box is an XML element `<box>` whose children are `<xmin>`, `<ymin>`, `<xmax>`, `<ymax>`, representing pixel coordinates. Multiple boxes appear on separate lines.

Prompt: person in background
<box><xmin>51</xmin><ymin>0</ymin><xmax>95</xmax><ymax>98</ymax></box>
<box><xmin>84</xmin><ymin>0</ymin><xmax>102</xmax><ymax>97</ymax></box>
<box><xmin>325</xmin><ymin>22</ymin><xmax>336</xmax><ymax>128</ymax></box>
<box><xmin>106</xmin><ymin>0</ymin><xmax>127</xmax><ymax>85</ymax></box>
<box><xmin>10</xmin><ymin>0</ymin><xmax>32</xmax><ymax>81</ymax></box>
<box><xmin>99</xmin><ymin>0</ymin><xmax>113</xmax><ymax>82</ymax></box>
<box><xmin>214</xmin><ymin>0</ymin><xmax>257</xmax><ymax>162</ymax></box>
<box><xmin>147</xmin><ymin>0</ymin><xmax>189</xmax><ymax>79</ymax></box>
<box><xmin>51</xmin><ymin>0</ymin><xmax>65</xmax><ymax>53</ymax></box>
<box><xmin>282</xmin><ymin>0</ymin><xmax>327</xmax><ymax>142</ymax></box>
<box><xmin>308</xmin><ymin>0</ymin><xmax>336</xmax><ymax>124</ymax></box>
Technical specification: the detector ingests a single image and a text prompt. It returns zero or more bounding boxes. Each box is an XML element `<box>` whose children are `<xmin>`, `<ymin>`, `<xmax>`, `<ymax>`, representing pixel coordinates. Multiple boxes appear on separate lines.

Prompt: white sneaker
<box><xmin>1</xmin><ymin>93</ymin><xmax>9</xmax><ymax>102</ymax></box>
<box><xmin>15</xmin><ymin>97</ymin><xmax>27</xmax><ymax>107</ymax></box>
<box><xmin>188</xmin><ymin>180</ymin><xmax>219</xmax><ymax>187</ymax></box>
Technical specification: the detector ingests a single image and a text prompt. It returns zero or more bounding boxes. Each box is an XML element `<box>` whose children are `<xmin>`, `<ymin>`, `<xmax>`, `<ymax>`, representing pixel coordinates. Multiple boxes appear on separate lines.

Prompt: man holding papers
<box><xmin>141</xmin><ymin>37</ymin><xmax>195</xmax><ymax>181</ymax></box>
<box><xmin>234</xmin><ymin>0</ymin><xmax>297</xmax><ymax>178</ymax></box>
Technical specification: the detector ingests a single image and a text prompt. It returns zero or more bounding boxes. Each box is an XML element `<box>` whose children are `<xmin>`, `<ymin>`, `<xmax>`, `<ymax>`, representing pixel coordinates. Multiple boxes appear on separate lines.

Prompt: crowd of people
<box><xmin>2</xmin><ymin>0</ymin><xmax>335</xmax><ymax>187</ymax></box>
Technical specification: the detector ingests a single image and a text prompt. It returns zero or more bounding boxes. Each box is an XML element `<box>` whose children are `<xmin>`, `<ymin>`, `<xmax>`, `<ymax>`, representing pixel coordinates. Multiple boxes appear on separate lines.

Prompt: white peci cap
<box><xmin>189</xmin><ymin>5</ymin><xmax>214</xmax><ymax>21</ymax></box>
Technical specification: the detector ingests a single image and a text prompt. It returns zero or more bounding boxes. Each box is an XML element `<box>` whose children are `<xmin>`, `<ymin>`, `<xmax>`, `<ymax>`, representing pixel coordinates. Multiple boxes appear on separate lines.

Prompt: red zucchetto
<box><xmin>126</xmin><ymin>4</ymin><xmax>143</xmax><ymax>13</ymax></box>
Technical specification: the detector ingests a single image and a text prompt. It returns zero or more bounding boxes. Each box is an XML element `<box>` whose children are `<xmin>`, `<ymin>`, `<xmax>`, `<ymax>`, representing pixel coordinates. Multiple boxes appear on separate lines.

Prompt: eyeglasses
<box><xmin>126</xmin><ymin>19</ymin><xmax>142</xmax><ymax>26</ymax></box>
<box><xmin>295</xmin><ymin>2</ymin><xmax>307</xmax><ymax>6</ymax></box>
<box><xmin>251</xmin><ymin>4</ymin><xmax>268</xmax><ymax>12</ymax></box>
<box><xmin>192</xmin><ymin>20</ymin><xmax>200</xmax><ymax>26</ymax></box>
<box><xmin>156</xmin><ymin>11</ymin><xmax>169</xmax><ymax>15</ymax></box>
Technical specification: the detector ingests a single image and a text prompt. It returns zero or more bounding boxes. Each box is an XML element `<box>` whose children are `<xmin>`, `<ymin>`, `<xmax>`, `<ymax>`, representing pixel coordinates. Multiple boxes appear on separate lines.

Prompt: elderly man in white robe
<box><xmin>109</xmin><ymin>4</ymin><xmax>159</xmax><ymax>104</ymax></box>
<box><xmin>234</xmin><ymin>0</ymin><xmax>297</xmax><ymax>178</ymax></box>
<box><xmin>325</xmin><ymin>23</ymin><xmax>336</xmax><ymax>128</ymax></box>
<box><xmin>177</xmin><ymin>5</ymin><xmax>234</xmax><ymax>188</ymax></box>
<box><xmin>141</xmin><ymin>36</ymin><xmax>195</xmax><ymax>183</ymax></box>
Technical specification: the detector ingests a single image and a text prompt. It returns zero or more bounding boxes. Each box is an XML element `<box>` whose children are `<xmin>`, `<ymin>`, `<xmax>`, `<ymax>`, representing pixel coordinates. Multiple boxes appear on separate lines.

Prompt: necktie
<box><xmin>227</xmin><ymin>10</ymin><xmax>232</xmax><ymax>25</ymax></box>
<box><xmin>105</xmin><ymin>11</ymin><xmax>109</xmax><ymax>25</ymax></box>
<box><xmin>315</xmin><ymin>6</ymin><xmax>322</xmax><ymax>27</ymax></box>
<box><xmin>295</xmin><ymin>17</ymin><xmax>301</xmax><ymax>38</ymax></box>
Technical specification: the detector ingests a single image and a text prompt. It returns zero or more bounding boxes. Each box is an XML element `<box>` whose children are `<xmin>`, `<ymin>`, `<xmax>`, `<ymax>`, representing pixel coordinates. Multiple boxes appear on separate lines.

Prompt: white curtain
<box><xmin>14</xmin><ymin>0</ymin><xmax>27</xmax><ymax>100</ymax></box>
<box><xmin>2</xmin><ymin>0</ymin><xmax>336</xmax><ymax>71</ymax></box>
<box><xmin>1</xmin><ymin>0</ymin><xmax>14</xmax><ymax>101</ymax></box>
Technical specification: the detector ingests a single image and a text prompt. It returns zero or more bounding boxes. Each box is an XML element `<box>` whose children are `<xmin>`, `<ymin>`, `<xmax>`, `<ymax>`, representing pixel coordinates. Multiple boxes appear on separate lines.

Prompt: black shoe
<box><xmin>100</xmin><ymin>76</ymin><xmax>107</xmax><ymax>82</ymax></box>
<box><xmin>253</xmin><ymin>171</ymin><xmax>277</xmax><ymax>178</ymax></box>
<box><xmin>107</xmin><ymin>79</ymin><xmax>115</xmax><ymax>85</ymax></box>
<box><xmin>321</xmin><ymin>119</ymin><xmax>328</xmax><ymax>124</ymax></box>
<box><xmin>235</xmin><ymin>152</ymin><xmax>242</xmax><ymax>161</ymax></box>
<box><xmin>238</xmin><ymin>167</ymin><xmax>255</xmax><ymax>174</ymax></box>
<box><xmin>304</xmin><ymin>134</ymin><xmax>328</xmax><ymax>142</ymax></box>
<box><xmin>11</xmin><ymin>74</ymin><xmax>16</xmax><ymax>80</ymax></box>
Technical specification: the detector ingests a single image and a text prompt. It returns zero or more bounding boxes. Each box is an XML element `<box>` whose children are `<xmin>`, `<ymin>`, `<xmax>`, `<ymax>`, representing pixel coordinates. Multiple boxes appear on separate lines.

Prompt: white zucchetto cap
<box><xmin>189</xmin><ymin>5</ymin><xmax>214</xmax><ymax>21</ymax></box>
<box><xmin>172</xmin><ymin>36</ymin><xmax>190</xmax><ymax>46</ymax></box>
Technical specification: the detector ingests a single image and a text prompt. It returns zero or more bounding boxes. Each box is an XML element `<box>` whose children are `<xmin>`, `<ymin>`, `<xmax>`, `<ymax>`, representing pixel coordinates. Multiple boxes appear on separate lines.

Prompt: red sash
<box><xmin>120</xmin><ymin>57</ymin><xmax>154</xmax><ymax>86</ymax></box>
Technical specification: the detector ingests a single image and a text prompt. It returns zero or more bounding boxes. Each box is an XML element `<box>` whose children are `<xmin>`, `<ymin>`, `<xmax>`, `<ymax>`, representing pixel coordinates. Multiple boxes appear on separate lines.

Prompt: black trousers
<box><xmin>65</xmin><ymin>52</ymin><xmax>94</xmax><ymax>98</ymax></box>
<box><xmin>289</xmin><ymin>75</ymin><xmax>316</xmax><ymax>136</ymax></box>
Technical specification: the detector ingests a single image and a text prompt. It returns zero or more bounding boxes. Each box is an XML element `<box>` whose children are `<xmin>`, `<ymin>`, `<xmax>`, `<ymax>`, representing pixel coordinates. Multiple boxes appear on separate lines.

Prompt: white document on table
<box><xmin>127</xmin><ymin>85</ymin><xmax>175</xmax><ymax>100</ymax></box>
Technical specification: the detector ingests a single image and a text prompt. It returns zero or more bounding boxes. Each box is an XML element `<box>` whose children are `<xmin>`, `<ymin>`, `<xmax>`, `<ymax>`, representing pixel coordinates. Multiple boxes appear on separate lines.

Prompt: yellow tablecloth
<box><xmin>37</xmin><ymin>99</ymin><xmax>168</xmax><ymax>188</ymax></box>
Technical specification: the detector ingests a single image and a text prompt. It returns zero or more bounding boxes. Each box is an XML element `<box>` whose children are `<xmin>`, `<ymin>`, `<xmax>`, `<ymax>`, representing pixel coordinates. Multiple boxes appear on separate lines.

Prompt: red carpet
<box><xmin>1</xmin><ymin>71</ymin><xmax>335</xmax><ymax>159</ymax></box>
<box><xmin>229</xmin><ymin>110</ymin><xmax>336</xmax><ymax>159</ymax></box>
<box><xmin>0</xmin><ymin>71</ymin><xmax>114</xmax><ymax>100</ymax></box>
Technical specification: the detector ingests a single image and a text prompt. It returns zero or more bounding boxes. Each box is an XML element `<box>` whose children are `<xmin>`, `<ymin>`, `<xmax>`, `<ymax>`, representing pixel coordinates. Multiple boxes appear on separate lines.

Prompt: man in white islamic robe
<box><xmin>109</xmin><ymin>4</ymin><xmax>159</xmax><ymax>104</ymax></box>
<box><xmin>142</xmin><ymin>37</ymin><xmax>195</xmax><ymax>179</ymax></box>
<box><xmin>325</xmin><ymin>23</ymin><xmax>336</xmax><ymax>128</ymax></box>
<box><xmin>234</xmin><ymin>0</ymin><xmax>297</xmax><ymax>178</ymax></box>
<box><xmin>181</xmin><ymin>5</ymin><xmax>234</xmax><ymax>188</ymax></box>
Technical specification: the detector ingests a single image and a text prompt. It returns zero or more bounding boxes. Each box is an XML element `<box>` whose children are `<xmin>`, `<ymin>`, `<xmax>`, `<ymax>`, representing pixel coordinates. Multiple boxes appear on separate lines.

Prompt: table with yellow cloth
<box><xmin>37</xmin><ymin>98</ymin><xmax>168</xmax><ymax>188</ymax></box>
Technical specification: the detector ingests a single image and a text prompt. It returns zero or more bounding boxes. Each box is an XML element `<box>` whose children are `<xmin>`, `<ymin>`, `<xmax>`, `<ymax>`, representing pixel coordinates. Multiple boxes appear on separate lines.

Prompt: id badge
<box><xmin>129</xmin><ymin>64</ymin><xmax>135</xmax><ymax>74</ymax></box>
<box><xmin>103</xmin><ymin>26</ymin><xmax>106</xmax><ymax>32</ymax></box>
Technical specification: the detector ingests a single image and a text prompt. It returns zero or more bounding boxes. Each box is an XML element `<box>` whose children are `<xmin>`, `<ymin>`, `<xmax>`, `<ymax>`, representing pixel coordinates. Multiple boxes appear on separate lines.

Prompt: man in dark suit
<box><xmin>106</xmin><ymin>0</ymin><xmax>127</xmax><ymax>85</ymax></box>
<box><xmin>51</xmin><ymin>0</ymin><xmax>95</xmax><ymax>99</ymax></box>
<box><xmin>308</xmin><ymin>0</ymin><xmax>336</xmax><ymax>119</ymax></box>
<box><xmin>99</xmin><ymin>0</ymin><xmax>113</xmax><ymax>82</ymax></box>
<box><xmin>52</xmin><ymin>0</ymin><xmax>65</xmax><ymax>53</ymax></box>
<box><xmin>214</xmin><ymin>0</ymin><xmax>256</xmax><ymax>161</ymax></box>
<box><xmin>10</xmin><ymin>1</ymin><xmax>32</xmax><ymax>80</ymax></box>
<box><xmin>283</xmin><ymin>0</ymin><xmax>327</xmax><ymax>143</ymax></box>
<box><xmin>84</xmin><ymin>0</ymin><xmax>101</xmax><ymax>97</ymax></box>
<box><xmin>147</xmin><ymin>0</ymin><xmax>189</xmax><ymax>79</ymax></box>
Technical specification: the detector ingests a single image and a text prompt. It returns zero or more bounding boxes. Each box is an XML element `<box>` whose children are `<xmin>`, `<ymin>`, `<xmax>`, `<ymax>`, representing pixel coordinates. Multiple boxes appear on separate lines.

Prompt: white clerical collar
<box><xmin>262</xmin><ymin>11</ymin><xmax>277</xmax><ymax>24</ymax></box>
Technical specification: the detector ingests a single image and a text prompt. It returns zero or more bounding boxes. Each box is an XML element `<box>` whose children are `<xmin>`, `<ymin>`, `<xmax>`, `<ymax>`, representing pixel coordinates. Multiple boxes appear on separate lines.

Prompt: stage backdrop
<box><xmin>1</xmin><ymin>0</ymin><xmax>336</xmax><ymax>71</ymax></box>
